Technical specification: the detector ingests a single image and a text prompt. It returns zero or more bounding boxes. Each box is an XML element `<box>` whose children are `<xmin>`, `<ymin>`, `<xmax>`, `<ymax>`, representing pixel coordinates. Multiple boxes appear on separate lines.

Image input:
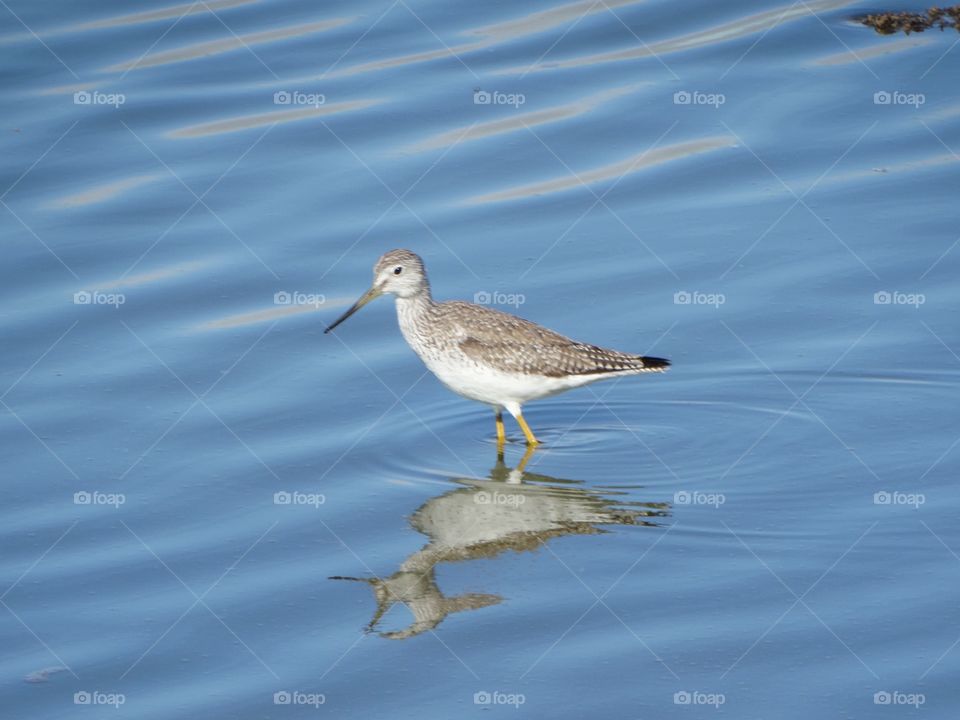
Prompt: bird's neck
<box><xmin>395</xmin><ymin>287</ymin><xmax>434</xmax><ymax>329</ymax></box>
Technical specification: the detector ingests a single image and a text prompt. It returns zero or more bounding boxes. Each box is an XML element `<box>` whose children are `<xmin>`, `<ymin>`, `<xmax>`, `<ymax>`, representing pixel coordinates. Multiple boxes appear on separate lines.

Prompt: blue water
<box><xmin>3</xmin><ymin>0</ymin><xmax>959</xmax><ymax>717</ymax></box>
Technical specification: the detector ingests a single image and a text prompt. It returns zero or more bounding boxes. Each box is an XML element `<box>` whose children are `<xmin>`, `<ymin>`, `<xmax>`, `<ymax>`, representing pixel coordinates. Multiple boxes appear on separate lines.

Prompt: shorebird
<box><xmin>331</xmin><ymin>456</ymin><xmax>667</xmax><ymax>638</ymax></box>
<box><xmin>325</xmin><ymin>250</ymin><xmax>669</xmax><ymax>447</ymax></box>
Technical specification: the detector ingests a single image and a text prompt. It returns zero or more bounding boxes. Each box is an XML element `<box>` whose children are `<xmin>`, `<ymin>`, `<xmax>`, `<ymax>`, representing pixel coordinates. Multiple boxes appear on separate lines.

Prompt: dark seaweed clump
<box><xmin>859</xmin><ymin>6</ymin><xmax>960</xmax><ymax>34</ymax></box>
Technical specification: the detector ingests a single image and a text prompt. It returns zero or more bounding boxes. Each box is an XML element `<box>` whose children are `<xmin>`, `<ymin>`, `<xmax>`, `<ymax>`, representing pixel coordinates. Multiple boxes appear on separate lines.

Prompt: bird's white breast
<box><xmin>395</xmin><ymin>295</ymin><xmax>606</xmax><ymax>407</ymax></box>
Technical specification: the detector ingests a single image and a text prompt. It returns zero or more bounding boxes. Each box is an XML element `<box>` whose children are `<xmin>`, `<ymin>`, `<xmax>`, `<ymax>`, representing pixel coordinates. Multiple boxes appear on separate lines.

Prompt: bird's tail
<box><xmin>636</xmin><ymin>356</ymin><xmax>670</xmax><ymax>372</ymax></box>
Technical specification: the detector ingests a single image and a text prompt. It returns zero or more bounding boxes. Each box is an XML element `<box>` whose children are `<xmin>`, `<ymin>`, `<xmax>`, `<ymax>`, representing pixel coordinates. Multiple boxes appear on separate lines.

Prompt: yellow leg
<box><xmin>515</xmin><ymin>412</ymin><xmax>539</xmax><ymax>447</ymax></box>
<box><xmin>517</xmin><ymin>444</ymin><xmax>536</xmax><ymax>473</ymax></box>
<box><xmin>495</xmin><ymin>410</ymin><xmax>506</xmax><ymax>449</ymax></box>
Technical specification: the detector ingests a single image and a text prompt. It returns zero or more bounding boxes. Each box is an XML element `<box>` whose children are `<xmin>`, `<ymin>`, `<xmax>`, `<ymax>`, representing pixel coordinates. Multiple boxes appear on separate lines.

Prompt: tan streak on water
<box><xmin>923</xmin><ymin>102</ymin><xmax>960</xmax><ymax>121</ymax></box>
<box><xmin>168</xmin><ymin>99</ymin><xmax>380</xmax><ymax>138</ymax></box>
<box><xmin>326</xmin><ymin>0</ymin><xmax>648</xmax><ymax>78</ymax></box>
<box><xmin>326</xmin><ymin>42</ymin><xmax>488</xmax><ymax>79</ymax></box>
<box><xmin>466</xmin><ymin>136</ymin><xmax>735</xmax><ymax>204</ymax></box>
<box><xmin>201</xmin><ymin>303</ymin><xmax>331</xmax><ymax>330</ymax></box>
<box><xmin>104</xmin><ymin>17</ymin><xmax>352</xmax><ymax>72</ymax></box>
<box><xmin>0</xmin><ymin>0</ymin><xmax>258</xmax><ymax>44</ymax></box>
<box><xmin>89</xmin><ymin>260</ymin><xmax>215</xmax><ymax>291</ymax></box>
<box><xmin>469</xmin><ymin>0</ymin><xmax>649</xmax><ymax>41</ymax></box>
<box><xmin>48</xmin><ymin>173</ymin><xmax>163</xmax><ymax>209</ymax></box>
<box><xmin>812</xmin><ymin>36</ymin><xmax>932</xmax><ymax>66</ymax></box>
<box><xmin>403</xmin><ymin>84</ymin><xmax>646</xmax><ymax>153</ymax></box>
<box><xmin>500</xmin><ymin>0</ymin><xmax>857</xmax><ymax>74</ymax></box>
<box><xmin>74</xmin><ymin>0</ymin><xmax>258</xmax><ymax>31</ymax></box>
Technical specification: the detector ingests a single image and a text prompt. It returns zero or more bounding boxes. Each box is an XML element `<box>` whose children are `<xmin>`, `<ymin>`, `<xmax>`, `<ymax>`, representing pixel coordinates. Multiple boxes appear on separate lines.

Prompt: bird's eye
<box><xmin>393</xmin><ymin>266</ymin><xmax>403</xmax><ymax>275</ymax></box>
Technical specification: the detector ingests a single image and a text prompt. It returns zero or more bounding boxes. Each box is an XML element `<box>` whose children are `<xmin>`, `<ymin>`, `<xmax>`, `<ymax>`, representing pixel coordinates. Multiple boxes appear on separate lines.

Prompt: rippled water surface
<box><xmin>3</xmin><ymin>0</ymin><xmax>960</xmax><ymax>717</ymax></box>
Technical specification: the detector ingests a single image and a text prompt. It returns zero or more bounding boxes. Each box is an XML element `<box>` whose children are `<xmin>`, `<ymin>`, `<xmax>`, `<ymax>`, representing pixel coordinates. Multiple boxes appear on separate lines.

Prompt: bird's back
<box><xmin>425</xmin><ymin>300</ymin><xmax>669</xmax><ymax>378</ymax></box>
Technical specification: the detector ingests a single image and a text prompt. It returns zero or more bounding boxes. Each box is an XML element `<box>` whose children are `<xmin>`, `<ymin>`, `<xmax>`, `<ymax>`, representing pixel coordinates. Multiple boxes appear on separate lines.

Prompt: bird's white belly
<box><xmin>396</xmin><ymin>301</ymin><xmax>611</xmax><ymax>408</ymax></box>
<box><xmin>422</xmin><ymin>353</ymin><xmax>597</xmax><ymax>407</ymax></box>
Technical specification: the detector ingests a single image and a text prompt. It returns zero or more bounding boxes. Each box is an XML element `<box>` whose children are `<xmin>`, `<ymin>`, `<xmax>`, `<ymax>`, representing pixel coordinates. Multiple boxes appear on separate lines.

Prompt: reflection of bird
<box><xmin>331</xmin><ymin>454</ymin><xmax>668</xmax><ymax>640</ymax></box>
<box><xmin>325</xmin><ymin>250</ymin><xmax>669</xmax><ymax>447</ymax></box>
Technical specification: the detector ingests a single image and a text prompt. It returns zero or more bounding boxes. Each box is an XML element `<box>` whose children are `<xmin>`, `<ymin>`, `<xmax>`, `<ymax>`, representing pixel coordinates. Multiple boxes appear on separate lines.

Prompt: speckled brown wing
<box><xmin>437</xmin><ymin>302</ymin><xmax>669</xmax><ymax>378</ymax></box>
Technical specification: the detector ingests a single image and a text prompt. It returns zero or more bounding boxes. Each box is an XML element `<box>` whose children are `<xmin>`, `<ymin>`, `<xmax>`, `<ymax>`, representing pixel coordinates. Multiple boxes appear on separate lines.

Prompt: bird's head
<box><xmin>372</xmin><ymin>249</ymin><xmax>427</xmax><ymax>299</ymax></box>
<box><xmin>325</xmin><ymin>249</ymin><xmax>428</xmax><ymax>333</ymax></box>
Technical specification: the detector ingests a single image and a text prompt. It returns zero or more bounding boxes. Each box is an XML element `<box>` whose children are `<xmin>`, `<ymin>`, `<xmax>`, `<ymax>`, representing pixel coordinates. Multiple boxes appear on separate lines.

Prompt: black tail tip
<box><xmin>642</xmin><ymin>356</ymin><xmax>671</xmax><ymax>370</ymax></box>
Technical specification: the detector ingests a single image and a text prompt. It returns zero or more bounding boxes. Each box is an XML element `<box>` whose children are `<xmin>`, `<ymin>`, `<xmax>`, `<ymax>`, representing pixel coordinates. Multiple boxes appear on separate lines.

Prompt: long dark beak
<box><xmin>324</xmin><ymin>285</ymin><xmax>382</xmax><ymax>334</ymax></box>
